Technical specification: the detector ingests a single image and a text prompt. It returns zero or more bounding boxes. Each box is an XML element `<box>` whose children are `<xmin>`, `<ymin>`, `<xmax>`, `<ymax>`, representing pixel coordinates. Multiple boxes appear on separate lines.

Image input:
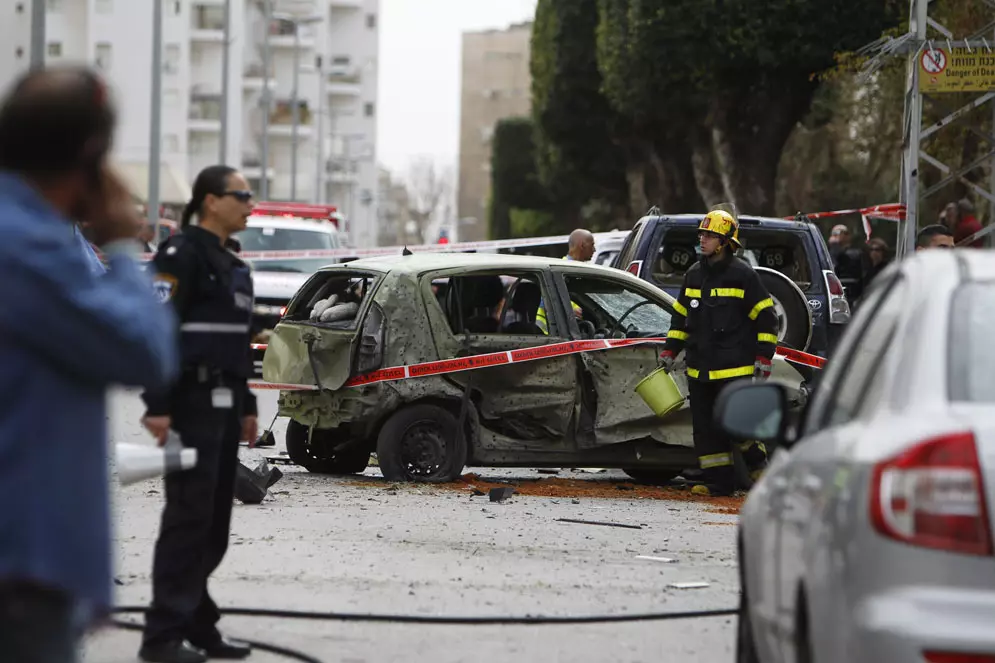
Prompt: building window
<box><xmin>95</xmin><ymin>43</ymin><xmax>112</xmax><ymax>70</ymax></box>
<box><xmin>47</xmin><ymin>42</ymin><xmax>62</xmax><ymax>58</ymax></box>
<box><xmin>163</xmin><ymin>89</ymin><xmax>180</xmax><ymax>108</ymax></box>
<box><xmin>46</xmin><ymin>0</ymin><xmax>64</xmax><ymax>12</ymax></box>
<box><xmin>164</xmin><ymin>44</ymin><xmax>181</xmax><ymax>74</ymax></box>
<box><xmin>364</xmin><ymin>102</ymin><xmax>375</xmax><ymax>117</ymax></box>
<box><xmin>95</xmin><ymin>0</ymin><xmax>113</xmax><ymax>13</ymax></box>
<box><xmin>163</xmin><ymin>134</ymin><xmax>179</xmax><ymax>153</ymax></box>
<box><xmin>169</xmin><ymin>1</ymin><xmax>181</xmax><ymax>16</ymax></box>
<box><xmin>366</xmin><ymin>13</ymin><xmax>376</xmax><ymax>29</ymax></box>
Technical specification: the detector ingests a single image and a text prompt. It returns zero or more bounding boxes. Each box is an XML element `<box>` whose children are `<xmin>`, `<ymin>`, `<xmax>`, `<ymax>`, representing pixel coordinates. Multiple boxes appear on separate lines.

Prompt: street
<box><xmin>83</xmin><ymin>388</ymin><xmax>741</xmax><ymax>663</ymax></box>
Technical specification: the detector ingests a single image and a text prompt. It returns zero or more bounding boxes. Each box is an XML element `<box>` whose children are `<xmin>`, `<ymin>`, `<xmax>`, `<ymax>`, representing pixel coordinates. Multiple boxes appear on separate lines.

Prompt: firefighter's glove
<box><xmin>658</xmin><ymin>350</ymin><xmax>676</xmax><ymax>373</ymax></box>
<box><xmin>753</xmin><ymin>357</ymin><xmax>772</xmax><ymax>380</ymax></box>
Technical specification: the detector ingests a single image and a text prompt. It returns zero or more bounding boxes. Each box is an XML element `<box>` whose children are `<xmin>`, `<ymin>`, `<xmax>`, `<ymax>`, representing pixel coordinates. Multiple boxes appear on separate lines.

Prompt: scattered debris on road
<box><xmin>669</xmin><ymin>582</ymin><xmax>711</xmax><ymax>590</ymax></box>
<box><xmin>636</xmin><ymin>555</ymin><xmax>677</xmax><ymax>563</ymax></box>
<box><xmin>556</xmin><ymin>518</ymin><xmax>644</xmax><ymax>530</ymax></box>
<box><xmin>489</xmin><ymin>486</ymin><xmax>516</xmax><ymax>502</ymax></box>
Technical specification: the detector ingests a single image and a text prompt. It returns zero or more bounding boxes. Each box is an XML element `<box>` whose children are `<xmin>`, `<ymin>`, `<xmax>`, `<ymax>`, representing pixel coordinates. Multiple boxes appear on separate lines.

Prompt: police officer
<box><xmin>658</xmin><ymin>209</ymin><xmax>778</xmax><ymax>497</ymax></box>
<box><xmin>139</xmin><ymin>165</ymin><xmax>258</xmax><ymax>663</ymax></box>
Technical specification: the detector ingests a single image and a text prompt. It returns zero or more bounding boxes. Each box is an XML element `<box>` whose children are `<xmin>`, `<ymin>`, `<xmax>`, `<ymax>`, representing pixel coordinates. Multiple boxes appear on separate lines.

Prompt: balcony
<box><xmin>188</xmin><ymin>95</ymin><xmax>223</xmax><ymax>133</ymax></box>
<box><xmin>274</xmin><ymin>0</ymin><xmax>319</xmax><ymax>13</ymax></box>
<box><xmin>191</xmin><ymin>6</ymin><xmax>225</xmax><ymax>42</ymax></box>
<box><xmin>325</xmin><ymin>158</ymin><xmax>359</xmax><ymax>183</ymax></box>
<box><xmin>242</xmin><ymin>63</ymin><xmax>275</xmax><ymax>92</ymax></box>
<box><xmin>241</xmin><ymin>155</ymin><xmax>275</xmax><ymax>181</ymax></box>
<box><xmin>266</xmin><ymin>100</ymin><xmax>313</xmax><ymax>138</ymax></box>
<box><xmin>266</xmin><ymin>18</ymin><xmax>316</xmax><ymax>50</ymax></box>
<box><xmin>329</xmin><ymin>0</ymin><xmax>363</xmax><ymax>8</ymax></box>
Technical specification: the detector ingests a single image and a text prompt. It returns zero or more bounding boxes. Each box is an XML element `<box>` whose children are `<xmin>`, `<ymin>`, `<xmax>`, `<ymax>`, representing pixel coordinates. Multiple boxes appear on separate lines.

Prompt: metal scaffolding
<box><xmin>861</xmin><ymin>0</ymin><xmax>995</xmax><ymax>256</ymax></box>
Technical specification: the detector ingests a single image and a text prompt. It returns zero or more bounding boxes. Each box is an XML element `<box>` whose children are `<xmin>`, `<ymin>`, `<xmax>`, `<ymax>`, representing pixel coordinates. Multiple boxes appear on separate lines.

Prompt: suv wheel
<box><xmin>377</xmin><ymin>404</ymin><xmax>467</xmax><ymax>483</ymax></box>
<box><xmin>756</xmin><ymin>268</ymin><xmax>812</xmax><ymax>352</ymax></box>
<box><xmin>286</xmin><ymin>420</ymin><xmax>370</xmax><ymax>474</ymax></box>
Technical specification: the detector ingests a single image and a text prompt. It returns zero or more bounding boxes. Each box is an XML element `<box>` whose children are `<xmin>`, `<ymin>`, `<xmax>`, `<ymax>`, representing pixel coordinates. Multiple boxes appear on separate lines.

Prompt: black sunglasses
<box><xmin>220</xmin><ymin>189</ymin><xmax>254</xmax><ymax>202</ymax></box>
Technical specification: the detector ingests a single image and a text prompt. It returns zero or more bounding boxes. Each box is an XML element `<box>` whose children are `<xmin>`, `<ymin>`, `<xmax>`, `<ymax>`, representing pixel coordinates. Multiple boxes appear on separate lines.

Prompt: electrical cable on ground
<box><xmin>110</xmin><ymin>604</ymin><xmax>739</xmax><ymax>662</ymax></box>
<box><xmin>112</xmin><ymin>603</ymin><xmax>738</xmax><ymax>625</ymax></box>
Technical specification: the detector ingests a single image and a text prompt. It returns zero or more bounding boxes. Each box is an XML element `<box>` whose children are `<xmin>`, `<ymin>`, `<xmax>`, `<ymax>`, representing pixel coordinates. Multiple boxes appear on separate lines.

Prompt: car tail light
<box><xmin>626</xmin><ymin>260</ymin><xmax>643</xmax><ymax>276</ymax></box>
<box><xmin>924</xmin><ymin>653</ymin><xmax>995</xmax><ymax>663</ymax></box>
<box><xmin>870</xmin><ymin>431</ymin><xmax>993</xmax><ymax>557</ymax></box>
<box><xmin>823</xmin><ymin>270</ymin><xmax>851</xmax><ymax>324</ymax></box>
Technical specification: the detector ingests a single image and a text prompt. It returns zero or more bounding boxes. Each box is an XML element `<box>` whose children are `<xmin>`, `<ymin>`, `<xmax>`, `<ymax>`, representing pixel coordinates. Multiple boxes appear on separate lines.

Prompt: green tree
<box><xmin>531</xmin><ymin>0</ymin><xmax>629</xmax><ymax>225</ymax></box>
<box><xmin>488</xmin><ymin>117</ymin><xmax>551</xmax><ymax>239</ymax></box>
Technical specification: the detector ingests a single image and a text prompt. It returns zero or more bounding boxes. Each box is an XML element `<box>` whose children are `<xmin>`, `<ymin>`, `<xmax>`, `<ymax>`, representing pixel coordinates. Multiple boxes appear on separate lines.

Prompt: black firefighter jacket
<box><xmin>663</xmin><ymin>252</ymin><xmax>779</xmax><ymax>381</ymax></box>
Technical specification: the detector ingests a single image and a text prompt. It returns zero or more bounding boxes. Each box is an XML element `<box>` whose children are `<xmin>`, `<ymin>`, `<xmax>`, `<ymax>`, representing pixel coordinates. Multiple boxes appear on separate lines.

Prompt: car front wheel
<box><xmin>376</xmin><ymin>404</ymin><xmax>467</xmax><ymax>483</ymax></box>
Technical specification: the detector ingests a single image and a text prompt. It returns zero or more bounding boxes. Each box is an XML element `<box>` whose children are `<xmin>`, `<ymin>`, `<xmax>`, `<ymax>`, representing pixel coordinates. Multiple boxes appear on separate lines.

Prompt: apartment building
<box><xmin>1</xmin><ymin>0</ymin><xmax>381</xmax><ymax>247</ymax></box>
<box><xmin>456</xmin><ymin>20</ymin><xmax>532</xmax><ymax>242</ymax></box>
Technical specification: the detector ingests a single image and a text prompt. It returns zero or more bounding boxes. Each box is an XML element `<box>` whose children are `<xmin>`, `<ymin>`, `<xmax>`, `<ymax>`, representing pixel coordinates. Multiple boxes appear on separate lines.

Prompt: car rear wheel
<box><xmin>622</xmin><ymin>468</ymin><xmax>683</xmax><ymax>485</ymax></box>
<box><xmin>286</xmin><ymin>420</ymin><xmax>370</xmax><ymax>474</ymax></box>
<box><xmin>377</xmin><ymin>404</ymin><xmax>467</xmax><ymax>483</ymax></box>
<box><xmin>756</xmin><ymin>267</ymin><xmax>812</xmax><ymax>352</ymax></box>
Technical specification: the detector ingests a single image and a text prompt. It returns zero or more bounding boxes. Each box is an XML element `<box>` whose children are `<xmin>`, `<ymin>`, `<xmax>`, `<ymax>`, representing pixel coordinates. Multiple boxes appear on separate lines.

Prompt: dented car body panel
<box><xmin>263</xmin><ymin>253</ymin><xmax>805</xmax><ymax>469</ymax></box>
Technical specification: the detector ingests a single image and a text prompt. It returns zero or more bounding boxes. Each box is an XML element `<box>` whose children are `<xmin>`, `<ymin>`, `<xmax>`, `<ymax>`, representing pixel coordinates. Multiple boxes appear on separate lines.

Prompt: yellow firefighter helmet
<box><xmin>698</xmin><ymin>209</ymin><xmax>742</xmax><ymax>248</ymax></box>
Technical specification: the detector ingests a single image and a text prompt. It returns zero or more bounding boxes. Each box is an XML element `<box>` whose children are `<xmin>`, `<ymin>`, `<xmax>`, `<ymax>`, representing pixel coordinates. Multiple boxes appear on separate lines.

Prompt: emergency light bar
<box><xmin>251</xmin><ymin>202</ymin><xmax>341</xmax><ymax>225</ymax></box>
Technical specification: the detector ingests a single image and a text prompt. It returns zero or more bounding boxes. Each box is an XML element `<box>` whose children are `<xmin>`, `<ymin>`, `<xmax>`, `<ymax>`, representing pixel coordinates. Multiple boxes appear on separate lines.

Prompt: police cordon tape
<box><xmin>246</xmin><ymin>338</ymin><xmax>825</xmax><ymax>391</ymax></box>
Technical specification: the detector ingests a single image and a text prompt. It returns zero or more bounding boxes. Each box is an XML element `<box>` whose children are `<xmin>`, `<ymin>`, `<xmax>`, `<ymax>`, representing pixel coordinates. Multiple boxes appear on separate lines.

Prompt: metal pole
<box><xmin>290</xmin><ymin>21</ymin><xmax>300</xmax><ymax>201</ymax></box>
<box><xmin>30</xmin><ymin>0</ymin><xmax>45</xmax><ymax>69</ymax></box>
<box><xmin>315</xmin><ymin>55</ymin><xmax>324</xmax><ymax>204</ymax></box>
<box><xmin>990</xmin><ymin>24</ymin><xmax>995</xmax><ymax>247</ymax></box>
<box><xmin>219</xmin><ymin>0</ymin><xmax>231</xmax><ymax>163</ymax></box>
<box><xmin>149</xmin><ymin>0</ymin><xmax>163</xmax><ymax>239</ymax></box>
<box><xmin>902</xmin><ymin>0</ymin><xmax>928</xmax><ymax>257</ymax></box>
<box><xmin>260</xmin><ymin>0</ymin><xmax>272</xmax><ymax>199</ymax></box>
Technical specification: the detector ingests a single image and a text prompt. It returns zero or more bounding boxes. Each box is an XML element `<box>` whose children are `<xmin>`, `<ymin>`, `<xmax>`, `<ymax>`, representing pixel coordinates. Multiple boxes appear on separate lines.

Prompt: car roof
<box><xmin>644</xmin><ymin>213</ymin><xmax>816</xmax><ymax>233</ymax></box>
<box><xmin>245</xmin><ymin>215</ymin><xmax>340</xmax><ymax>233</ymax></box>
<box><xmin>321</xmin><ymin>251</ymin><xmax>643</xmax><ymax>276</ymax></box>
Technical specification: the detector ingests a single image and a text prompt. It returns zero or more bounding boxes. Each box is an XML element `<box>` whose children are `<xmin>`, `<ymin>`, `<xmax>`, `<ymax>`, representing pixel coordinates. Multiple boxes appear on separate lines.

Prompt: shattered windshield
<box><xmin>566</xmin><ymin>276</ymin><xmax>672</xmax><ymax>335</ymax></box>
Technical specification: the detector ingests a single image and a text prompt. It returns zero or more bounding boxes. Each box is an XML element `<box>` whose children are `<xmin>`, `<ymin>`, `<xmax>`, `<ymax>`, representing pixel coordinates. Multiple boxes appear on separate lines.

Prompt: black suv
<box><xmin>611</xmin><ymin>212</ymin><xmax>850</xmax><ymax>360</ymax></box>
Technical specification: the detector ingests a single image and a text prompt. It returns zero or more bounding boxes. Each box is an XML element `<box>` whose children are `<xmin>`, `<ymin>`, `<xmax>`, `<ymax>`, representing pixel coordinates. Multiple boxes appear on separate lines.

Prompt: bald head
<box><xmin>568</xmin><ymin>228</ymin><xmax>595</xmax><ymax>262</ymax></box>
<box><xmin>0</xmin><ymin>66</ymin><xmax>115</xmax><ymax>183</ymax></box>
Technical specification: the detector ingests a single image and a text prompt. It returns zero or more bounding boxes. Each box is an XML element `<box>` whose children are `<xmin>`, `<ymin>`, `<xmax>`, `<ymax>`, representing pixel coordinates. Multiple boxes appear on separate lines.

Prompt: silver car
<box><xmin>714</xmin><ymin>248</ymin><xmax>995</xmax><ymax>663</ymax></box>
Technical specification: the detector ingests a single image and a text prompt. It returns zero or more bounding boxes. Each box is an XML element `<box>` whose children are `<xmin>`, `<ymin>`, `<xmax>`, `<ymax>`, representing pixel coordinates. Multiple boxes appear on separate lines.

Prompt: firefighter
<box><xmin>658</xmin><ymin>210</ymin><xmax>778</xmax><ymax>497</ymax></box>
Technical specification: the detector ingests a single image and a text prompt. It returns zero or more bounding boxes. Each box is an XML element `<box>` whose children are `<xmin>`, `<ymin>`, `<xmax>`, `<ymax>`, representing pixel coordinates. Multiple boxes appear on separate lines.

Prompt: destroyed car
<box><xmin>262</xmin><ymin>254</ymin><xmax>807</xmax><ymax>482</ymax></box>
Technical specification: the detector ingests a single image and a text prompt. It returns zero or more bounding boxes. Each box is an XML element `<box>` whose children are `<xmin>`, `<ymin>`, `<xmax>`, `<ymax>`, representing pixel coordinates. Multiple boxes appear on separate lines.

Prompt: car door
<box><xmin>551</xmin><ymin>269</ymin><xmax>690</xmax><ymax>449</ymax></box>
<box><xmin>262</xmin><ymin>267</ymin><xmax>386</xmax><ymax>388</ymax></box>
<box><xmin>764</xmin><ymin>273</ymin><xmax>908</xmax><ymax>662</ymax></box>
<box><xmin>421</xmin><ymin>268</ymin><xmax>579</xmax><ymax>445</ymax></box>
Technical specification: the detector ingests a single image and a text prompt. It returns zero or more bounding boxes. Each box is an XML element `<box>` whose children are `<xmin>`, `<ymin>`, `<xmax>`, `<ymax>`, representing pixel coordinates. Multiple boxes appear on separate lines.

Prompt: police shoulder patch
<box><xmin>153</xmin><ymin>274</ymin><xmax>178</xmax><ymax>303</ymax></box>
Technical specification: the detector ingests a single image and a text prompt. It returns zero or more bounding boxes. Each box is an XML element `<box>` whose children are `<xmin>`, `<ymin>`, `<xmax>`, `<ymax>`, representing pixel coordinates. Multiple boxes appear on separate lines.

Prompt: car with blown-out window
<box><xmin>261</xmin><ymin>253</ymin><xmax>808</xmax><ymax>482</ymax></box>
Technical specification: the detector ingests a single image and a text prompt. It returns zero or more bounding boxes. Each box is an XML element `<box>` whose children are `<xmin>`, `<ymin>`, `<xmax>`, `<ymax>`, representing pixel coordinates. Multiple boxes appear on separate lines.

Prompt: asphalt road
<box><xmin>82</xmin><ymin>388</ymin><xmax>740</xmax><ymax>663</ymax></box>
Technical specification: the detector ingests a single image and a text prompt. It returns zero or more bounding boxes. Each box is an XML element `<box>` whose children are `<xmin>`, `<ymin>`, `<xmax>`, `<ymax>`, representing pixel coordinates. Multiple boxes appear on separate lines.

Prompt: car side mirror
<box><xmin>713</xmin><ymin>380</ymin><xmax>791</xmax><ymax>446</ymax></box>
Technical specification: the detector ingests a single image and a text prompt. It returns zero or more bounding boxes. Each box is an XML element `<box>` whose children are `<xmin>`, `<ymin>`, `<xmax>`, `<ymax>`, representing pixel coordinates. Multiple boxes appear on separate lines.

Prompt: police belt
<box><xmin>179</xmin><ymin>365</ymin><xmax>246</xmax><ymax>385</ymax></box>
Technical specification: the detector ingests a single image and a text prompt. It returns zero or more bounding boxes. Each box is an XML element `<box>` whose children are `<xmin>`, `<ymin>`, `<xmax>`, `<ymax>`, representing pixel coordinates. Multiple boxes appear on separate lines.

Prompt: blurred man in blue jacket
<box><xmin>0</xmin><ymin>67</ymin><xmax>179</xmax><ymax>662</ymax></box>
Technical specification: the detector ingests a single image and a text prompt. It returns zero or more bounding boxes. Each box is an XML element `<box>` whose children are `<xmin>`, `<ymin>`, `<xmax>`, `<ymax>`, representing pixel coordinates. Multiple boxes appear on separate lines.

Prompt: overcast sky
<box><xmin>376</xmin><ymin>0</ymin><xmax>537</xmax><ymax>176</ymax></box>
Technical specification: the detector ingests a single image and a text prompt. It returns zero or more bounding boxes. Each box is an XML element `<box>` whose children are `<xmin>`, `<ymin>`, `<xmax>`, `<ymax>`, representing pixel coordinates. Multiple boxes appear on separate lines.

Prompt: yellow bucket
<box><xmin>634</xmin><ymin>367</ymin><xmax>686</xmax><ymax>417</ymax></box>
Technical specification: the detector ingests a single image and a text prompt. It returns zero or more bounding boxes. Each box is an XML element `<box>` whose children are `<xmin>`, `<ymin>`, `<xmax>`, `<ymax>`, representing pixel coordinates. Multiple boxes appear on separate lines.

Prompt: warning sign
<box><xmin>919</xmin><ymin>47</ymin><xmax>995</xmax><ymax>92</ymax></box>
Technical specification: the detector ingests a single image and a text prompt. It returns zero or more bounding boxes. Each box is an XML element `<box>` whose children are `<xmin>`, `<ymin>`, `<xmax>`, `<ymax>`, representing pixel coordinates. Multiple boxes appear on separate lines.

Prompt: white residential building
<box><xmin>0</xmin><ymin>0</ymin><xmax>380</xmax><ymax>247</ymax></box>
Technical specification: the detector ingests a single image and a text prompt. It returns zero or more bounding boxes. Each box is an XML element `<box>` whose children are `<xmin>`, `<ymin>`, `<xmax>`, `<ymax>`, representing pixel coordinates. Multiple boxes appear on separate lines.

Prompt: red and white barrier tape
<box><xmin>140</xmin><ymin>232</ymin><xmax>630</xmax><ymax>263</ymax></box>
<box><xmin>247</xmin><ymin>338</ymin><xmax>825</xmax><ymax>392</ymax></box>
<box><xmin>788</xmin><ymin>203</ymin><xmax>906</xmax><ymax>222</ymax></box>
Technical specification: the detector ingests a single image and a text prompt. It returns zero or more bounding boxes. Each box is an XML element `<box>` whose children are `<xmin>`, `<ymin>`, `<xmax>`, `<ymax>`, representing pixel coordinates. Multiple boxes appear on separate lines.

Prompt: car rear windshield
<box><xmin>236</xmin><ymin>226</ymin><xmax>340</xmax><ymax>274</ymax></box>
<box><xmin>949</xmin><ymin>281</ymin><xmax>995</xmax><ymax>403</ymax></box>
<box><xmin>652</xmin><ymin>226</ymin><xmax>813</xmax><ymax>290</ymax></box>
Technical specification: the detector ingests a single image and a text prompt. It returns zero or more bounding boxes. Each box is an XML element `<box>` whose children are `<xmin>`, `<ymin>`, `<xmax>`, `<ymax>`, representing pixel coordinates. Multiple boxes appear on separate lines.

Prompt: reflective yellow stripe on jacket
<box><xmin>686</xmin><ymin>365</ymin><xmax>755</xmax><ymax>381</ymax></box>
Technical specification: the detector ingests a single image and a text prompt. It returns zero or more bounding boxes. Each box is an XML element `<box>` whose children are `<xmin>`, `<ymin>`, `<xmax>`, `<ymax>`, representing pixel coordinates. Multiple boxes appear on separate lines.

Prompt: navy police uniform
<box><xmin>140</xmin><ymin>225</ymin><xmax>256</xmax><ymax>651</ymax></box>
